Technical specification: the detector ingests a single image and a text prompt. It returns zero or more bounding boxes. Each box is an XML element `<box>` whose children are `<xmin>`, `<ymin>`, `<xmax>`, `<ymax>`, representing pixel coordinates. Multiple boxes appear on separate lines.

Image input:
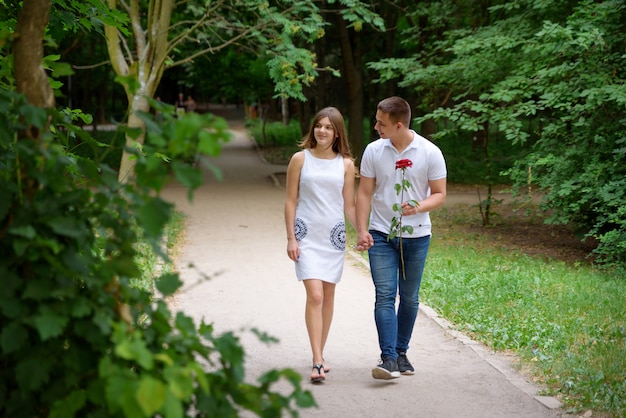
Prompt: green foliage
<box><xmin>247</xmin><ymin>118</ymin><xmax>302</xmax><ymax>148</ymax></box>
<box><xmin>49</xmin><ymin>0</ymin><xmax>129</xmax><ymax>38</ymax></box>
<box><xmin>434</xmin><ymin>130</ymin><xmax>530</xmax><ymax>184</ymax></box>
<box><xmin>165</xmin><ymin>0</ymin><xmax>383</xmax><ymax>102</ymax></box>
<box><xmin>368</xmin><ymin>0</ymin><xmax>626</xmax><ymax>269</ymax></box>
<box><xmin>62</xmin><ymin>128</ymin><xmax>123</xmax><ymax>171</ymax></box>
<box><xmin>181</xmin><ymin>50</ymin><xmax>273</xmax><ymax>105</ymax></box>
<box><xmin>0</xmin><ymin>90</ymin><xmax>314</xmax><ymax>417</ymax></box>
<box><xmin>162</xmin><ymin>0</ymin><xmax>324</xmax><ymax>102</ymax></box>
<box><xmin>235</xmin><ymin>0</ymin><xmax>383</xmax><ymax>100</ymax></box>
<box><xmin>425</xmin><ymin>206</ymin><xmax>626</xmax><ymax>416</ymax></box>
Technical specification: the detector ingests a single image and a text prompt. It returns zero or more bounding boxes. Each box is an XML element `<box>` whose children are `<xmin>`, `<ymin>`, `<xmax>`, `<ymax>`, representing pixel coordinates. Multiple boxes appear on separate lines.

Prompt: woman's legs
<box><xmin>321</xmin><ymin>281</ymin><xmax>336</xmax><ymax>371</ymax></box>
<box><xmin>303</xmin><ymin>279</ymin><xmax>336</xmax><ymax>378</ymax></box>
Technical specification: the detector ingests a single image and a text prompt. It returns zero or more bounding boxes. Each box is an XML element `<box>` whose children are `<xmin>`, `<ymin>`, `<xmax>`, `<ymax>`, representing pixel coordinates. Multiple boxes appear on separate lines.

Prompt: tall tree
<box><xmin>104</xmin><ymin>0</ymin><xmax>384</xmax><ymax>182</ymax></box>
<box><xmin>331</xmin><ymin>3</ymin><xmax>385</xmax><ymax>163</ymax></box>
<box><xmin>104</xmin><ymin>0</ymin><xmax>321</xmax><ymax>181</ymax></box>
<box><xmin>337</xmin><ymin>15</ymin><xmax>366</xmax><ymax>161</ymax></box>
<box><xmin>307</xmin><ymin>2</ymin><xmax>386</xmax><ymax>164</ymax></box>
<box><xmin>369</xmin><ymin>0</ymin><xmax>626</xmax><ymax>267</ymax></box>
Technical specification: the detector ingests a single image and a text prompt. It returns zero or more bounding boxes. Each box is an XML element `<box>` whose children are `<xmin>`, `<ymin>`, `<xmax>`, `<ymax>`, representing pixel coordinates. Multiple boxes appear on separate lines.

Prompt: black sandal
<box><xmin>310</xmin><ymin>364</ymin><xmax>325</xmax><ymax>383</ymax></box>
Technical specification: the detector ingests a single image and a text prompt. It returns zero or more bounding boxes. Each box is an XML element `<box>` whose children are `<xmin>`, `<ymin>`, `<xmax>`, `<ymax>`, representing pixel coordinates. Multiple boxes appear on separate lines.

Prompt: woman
<box><xmin>284</xmin><ymin>107</ymin><xmax>356</xmax><ymax>383</ymax></box>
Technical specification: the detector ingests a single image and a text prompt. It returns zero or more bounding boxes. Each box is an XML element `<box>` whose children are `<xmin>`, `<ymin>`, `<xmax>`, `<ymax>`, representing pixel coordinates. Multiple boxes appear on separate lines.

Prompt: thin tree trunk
<box><xmin>337</xmin><ymin>16</ymin><xmax>364</xmax><ymax>164</ymax></box>
<box><xmin>117</xmin><ymin>93</ymin><xmax>151</xmax><ymax>183</ymax></box>
<box><xmin>480</xmin><ymin>123</ymin><xmax>493</xmax><ymax>226</ymax></box>
<box><xmin>281</xmin><ymin>96</ymin><xmax>289</xmax><ymax>125</ymax></box>
<box><xmin>314</xmin><ymin>34</ymin><xmax>328</xmax><ymax>113</ymax></box>
<box><xmin>105</xmin><ymin>0</ymin><xmax>174</xmax><ymax>182</ymax></box>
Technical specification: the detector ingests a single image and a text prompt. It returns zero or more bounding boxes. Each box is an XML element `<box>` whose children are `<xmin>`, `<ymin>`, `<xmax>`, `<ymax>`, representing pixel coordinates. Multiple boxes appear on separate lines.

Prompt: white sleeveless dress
<box><xmin>294</xmin><ymin>149</ymin><xmax>346</xmax><ymax>283</ymax></box>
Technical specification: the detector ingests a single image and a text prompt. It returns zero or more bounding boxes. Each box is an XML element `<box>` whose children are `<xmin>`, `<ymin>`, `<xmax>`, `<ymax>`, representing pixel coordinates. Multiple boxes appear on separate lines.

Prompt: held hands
<box><xmin>354</xmin><ymin>231</ymin><xmax>373</xmax><ymax>252</ymax></box>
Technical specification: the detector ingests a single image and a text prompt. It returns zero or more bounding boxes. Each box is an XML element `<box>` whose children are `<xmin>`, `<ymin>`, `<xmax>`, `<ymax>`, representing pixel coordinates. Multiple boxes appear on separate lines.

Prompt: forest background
<box><xmin>1</xmin><ymin>0</ymin><xmax>625</xmax><ymax>417</ymax></box>
<box><xmin>57</xmin><ymin>0</ymin><xmax>625</xmax><ymax>269</ymax></box>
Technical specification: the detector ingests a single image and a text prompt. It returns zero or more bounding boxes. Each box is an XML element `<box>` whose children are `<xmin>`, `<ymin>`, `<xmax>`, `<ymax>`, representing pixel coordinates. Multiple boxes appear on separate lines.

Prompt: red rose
<box><xmin>395</xmin><ymin>159</ymin><xmax>413</xmax><ymax>170</ymax></box>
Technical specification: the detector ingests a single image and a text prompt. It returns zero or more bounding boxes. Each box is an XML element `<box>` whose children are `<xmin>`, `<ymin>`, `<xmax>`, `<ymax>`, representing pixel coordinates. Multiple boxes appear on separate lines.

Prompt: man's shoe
<box><xmin>372</xmin><ymin>356</ymin><xmax>401</xmax><ymax>380</ymax></box>
<box><xmin>397</xmin><ymin>352</ymin><xmax>415</xmax><ymax>375</ymax></box>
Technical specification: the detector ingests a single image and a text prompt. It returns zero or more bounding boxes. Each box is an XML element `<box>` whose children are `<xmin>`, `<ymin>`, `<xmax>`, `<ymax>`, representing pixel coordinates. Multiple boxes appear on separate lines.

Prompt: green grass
<box><xmin>345</xmin><ymin>209</ymin><xmax>625</xmax><ymax>417</ymax></box>
<box><xmin>133</xmin><ymin>210</ymin><xmax>186</xmax><ymax>292</ymax></box>
<box><xmin>425</xmin><ymin>241</ymin><xmax>625</xmax><ymax>415</ymax></box>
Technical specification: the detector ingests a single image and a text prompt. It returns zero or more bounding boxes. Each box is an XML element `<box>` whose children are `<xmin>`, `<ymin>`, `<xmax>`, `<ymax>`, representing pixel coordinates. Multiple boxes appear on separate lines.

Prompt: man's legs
<box><xmin>368</xmin><ymin>230</ymin><xmax>400</xmax><ymax>359</ymax></box>
<box><xmin>395</xmin><ymin>235</ymin><xmax>430</xmax><ymax>375</ymax></box>
<box><xmin>396</xmin><ymin>235</ymin><xmax>430</xmax><ymax>352</ymax></box>
<box><xmin>368</xmin><ymin>231</ymin><xmax>402</xmax><ymax>379</ymax></box>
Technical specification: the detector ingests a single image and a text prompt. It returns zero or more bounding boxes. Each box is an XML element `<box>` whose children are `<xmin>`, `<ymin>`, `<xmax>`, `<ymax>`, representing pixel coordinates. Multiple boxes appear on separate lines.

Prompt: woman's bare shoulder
<box><xmin>291</xmin><ymin>150</ymin><xmax>305</xmax><ymax>160</ymax></box>
<box><xmin>287</xmin><ymin>150</ymin><xmax>305</xmax><ymax>168</ymax></box>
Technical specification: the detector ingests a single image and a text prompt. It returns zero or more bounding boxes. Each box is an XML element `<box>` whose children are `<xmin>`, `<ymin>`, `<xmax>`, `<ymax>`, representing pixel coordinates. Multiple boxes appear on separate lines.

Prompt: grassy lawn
<box><xmin>426</xmin><ymin>204</ymin><xmax>625</xmax><ymax>416</ymax></box>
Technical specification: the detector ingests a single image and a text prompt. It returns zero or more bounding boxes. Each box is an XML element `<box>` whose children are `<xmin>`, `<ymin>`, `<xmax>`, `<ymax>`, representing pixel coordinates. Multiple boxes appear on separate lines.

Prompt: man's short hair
<box><xmin>377</xmin><ymin>96</ymin><xmax>411</xmax><ymax>127</ymax></box>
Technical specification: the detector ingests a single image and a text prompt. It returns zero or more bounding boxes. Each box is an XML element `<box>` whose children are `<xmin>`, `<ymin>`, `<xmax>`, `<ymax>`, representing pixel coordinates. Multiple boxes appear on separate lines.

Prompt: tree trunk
<box><xmin>313</xmin><ymin>35</ymin><xmax>328</xmax><ymax>112</ymax></box>
<box><xmin>13</xmin><ymin>0</ymin><xmax>53</xmax><ymax>203</ymax></box>
<box><xmin>421</xmin><ymin>117</ymin><xmax>436</xmax><ymax>138</ymax></box>
<box><xmin>297</xmin><ymin>86</ymin><xmax>313</xmax><ymax>135</ymax></box>
<box><xmin>337</xmin><ymin>17</ymin><xmax>364</xmax><ymax>165</ymax></box>
<box><xmin>381</xmin><ymin>5</ymin><xmax>399</xmax><ymax>100</ymax></box>
<box><xmin>104</xmin><ymin>0</ymin><xmax>174</xmax><ymax>182</ymax></box>
<box><xmin>14</xmin><ymin>0</ymin><xmax>54</xmax><ymax>132</ymax></box>
<box><xmin>281</xmin><ymin>96</ymin><xmax>289</xmax><ymax>125</ymax></box>
<box><xmin>117</xmin><ymin>93</ymin><xmax>151</xmax><ymax>183</ymax></box>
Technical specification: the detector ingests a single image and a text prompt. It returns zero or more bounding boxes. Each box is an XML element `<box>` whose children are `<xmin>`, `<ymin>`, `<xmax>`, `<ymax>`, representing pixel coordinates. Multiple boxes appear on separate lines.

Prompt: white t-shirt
<box><xmin>360</xmin><ymin>130</ymin><xmax>447</xmax><ymax>238</ymax></box>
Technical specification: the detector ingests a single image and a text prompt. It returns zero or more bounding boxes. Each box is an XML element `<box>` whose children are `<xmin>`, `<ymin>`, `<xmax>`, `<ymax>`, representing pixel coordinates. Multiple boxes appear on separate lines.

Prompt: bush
<box><xmin>0</xmin><ymin>90</ymin><xmax>314</xmax><ymax>417</ymax></box>
<box><xmin>65</xmin><ymin>129</ymin><xmax>125</xmax><ymax>172</ymax></box>
<box><xmin>434</xmin><ymin>132</ymin><xmax>530</xmax><ymax>185</ymax></box>
<box><xmin>247</xmin><ymin>118</ymin><xmax>302</xmax><ymax>147</ymax></box>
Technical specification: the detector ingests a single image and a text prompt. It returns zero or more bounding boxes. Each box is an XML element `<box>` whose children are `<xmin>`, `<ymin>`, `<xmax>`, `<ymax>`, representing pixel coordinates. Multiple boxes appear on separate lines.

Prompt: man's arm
<box><xmin>355</xmin><ymin>176</ymin><xmax>375</xmax><ymax>249</ymax></box>
<box><xmin>416</xmin><ymin>177</ymin><xmax>446</xmax><ymax>213</ymax></box>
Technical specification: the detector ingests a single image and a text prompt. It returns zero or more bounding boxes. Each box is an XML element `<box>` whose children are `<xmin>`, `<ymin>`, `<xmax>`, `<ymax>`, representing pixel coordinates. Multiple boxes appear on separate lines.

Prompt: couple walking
<box><xmin>284</xmin><ymin>96</ymin><xmax>447</xmax><ymax>383</ymax></box>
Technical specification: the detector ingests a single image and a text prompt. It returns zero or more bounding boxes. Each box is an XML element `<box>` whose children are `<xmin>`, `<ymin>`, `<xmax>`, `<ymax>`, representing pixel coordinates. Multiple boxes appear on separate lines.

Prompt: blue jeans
<box><xmin>368</xmin><ymin>230</ymin><xmax>431</xmax><ymax>359</ymax></box>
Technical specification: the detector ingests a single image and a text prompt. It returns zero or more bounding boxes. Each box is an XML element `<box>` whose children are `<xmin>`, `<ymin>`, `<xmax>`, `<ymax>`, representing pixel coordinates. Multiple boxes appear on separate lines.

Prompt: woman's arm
<box><xmin>342</xmin><ymin>158</ymin><xmax>357</xmax><ymax>230</ymax></box>
<box><xmin>284</xmin><ymin>151</ymin><xmax>304</xmax><ymax>261</ymax></box>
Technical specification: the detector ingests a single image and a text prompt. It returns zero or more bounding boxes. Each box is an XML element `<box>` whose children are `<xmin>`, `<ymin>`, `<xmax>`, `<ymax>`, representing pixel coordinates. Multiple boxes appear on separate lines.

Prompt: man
<box><xmin>356</xmin><ymin>96</ymin><xmax>447</xmax><ymax>379</ymax></box>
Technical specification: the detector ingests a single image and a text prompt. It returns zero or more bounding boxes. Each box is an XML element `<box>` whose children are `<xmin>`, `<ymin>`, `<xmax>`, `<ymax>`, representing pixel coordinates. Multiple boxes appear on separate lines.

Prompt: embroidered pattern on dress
<box><xmin>330</xmin><ymin>221</ymin><xmax>346</xmax><ymax>251</ymax></box>
<box><xmin>294</xmin><ymin>218</ymin><xmax>307</xmax><ymax>241</ymax></box>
